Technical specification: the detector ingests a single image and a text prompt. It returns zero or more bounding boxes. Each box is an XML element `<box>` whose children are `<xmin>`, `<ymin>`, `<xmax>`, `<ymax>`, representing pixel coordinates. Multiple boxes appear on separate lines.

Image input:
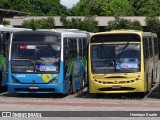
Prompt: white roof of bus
<box><xmin>37</xmin><ymin>28</ymin><xmax>86</xmax><ymax>32</ymax></box>
<box><xmin>0</xmin><ymin>25</ymin><xmax>32</xmax><ymax>32</ymax></box>
<box><xmin>37</xmin><ymin>29</ymin><xmax>89</xmax><ymax>38</ymax></box>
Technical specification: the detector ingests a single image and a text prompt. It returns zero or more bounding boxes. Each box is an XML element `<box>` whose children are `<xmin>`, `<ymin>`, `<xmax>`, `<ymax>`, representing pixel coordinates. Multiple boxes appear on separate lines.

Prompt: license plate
<box><xmin>112</xmin><ymin>86</ymin><xmax>121</xmax><ymax>89</ymax></box>
<box><xmin>29</xmin><ymin>86</ymin><xmax>39</xmax><ymax>89</ymax></box>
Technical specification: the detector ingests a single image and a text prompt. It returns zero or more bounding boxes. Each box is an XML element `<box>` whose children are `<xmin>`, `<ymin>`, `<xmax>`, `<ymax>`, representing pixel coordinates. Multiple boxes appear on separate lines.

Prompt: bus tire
<box><xmin>146</xmin><ymin>74</ymin><xmax>149</xmax><ymax>94</ymax></box>
<box><xmin>151</xmin><ymin>70</ymin><xmax>154</xmax><ymax>87</ymax></box>
<box><xmin>68</xmin><ymin>77</ymin><xmax>73</xmax><ymax>95</ymax></box>
<box><xmin>80</xmin><ymin>73</ymin><xmax>85</xmax><ymax>90</ymax></box>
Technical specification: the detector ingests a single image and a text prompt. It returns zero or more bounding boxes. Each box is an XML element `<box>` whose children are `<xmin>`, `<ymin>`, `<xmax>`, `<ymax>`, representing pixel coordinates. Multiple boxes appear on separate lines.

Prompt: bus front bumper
<box><xmin>89</xmin><ymin>79</ymin><xmax>145</xmax><ymax>94</ymax></box>
<box><xmin>7</xmin><ymin>83</ymin><xmax>67</xmax><ymax>94</ymax></box>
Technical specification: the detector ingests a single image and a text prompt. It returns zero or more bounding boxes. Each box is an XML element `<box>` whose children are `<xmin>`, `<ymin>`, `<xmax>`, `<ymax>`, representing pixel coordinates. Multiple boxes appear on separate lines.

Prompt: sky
<box><xmin>60</xmin><ymin>0</ymin><xmax>80</xmax><ymax>8</ymax></box>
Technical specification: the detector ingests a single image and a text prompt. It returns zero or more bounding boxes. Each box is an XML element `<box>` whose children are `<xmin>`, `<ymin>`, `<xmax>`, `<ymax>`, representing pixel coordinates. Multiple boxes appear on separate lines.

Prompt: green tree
<box><xmin>145</xmin><ymin>17</ymin><xmax>160</xmax><ymax>34</ymax></box>
<box><xmin>22</xmin><ymin>17</ymin><xmax>55</xmax><ymax>30</ymax></box>
<box><xmin>81</xmin><ymin>16</ymin><xmax>99</xmax><ymax>32</ymax></box>
<box><xmin>2</xmin><ymin>20</ymin><xmax>10</xmax><ymax>25</ymax></box>
<box><xmin>69</xmin><ymin>0</ymin><xmax>108</xmax><ymax>16</ymax></box>
<box><xmin>106</xmin><ymin>17</ymin><xmax>142</xmax><ymax>31</ymax></box>
<box><xmin>70</xmin><ymin>0</ymin><xmax>134</xmax><ymax>16</ymax></box>
<box><xmin>137</xmin><ymin>0</ymin><xmax>160</xmax><ymax>16</ymax></box>
<box><xmin>0</xmin><ymin>0</ymin><xmax>68</xmax><ymax>16</ymax></box>
<box><xmin>0</xmin><ymin>0</ymin><xmax>9</xmax><ymax>8</ymax></box>
<box><xmin>104</xmin><ymin>0</ymin><xmax>134</xmax><ymax>16</ymax></box>
<box><xmin>60</xmin><ymin>15</ymin><xmax>98</xmax><ymax>32</ymax></box>
<box><xmin>129</xmin><ymin>0</ymin><xmax>145</xmax><ymax>15</ymax></box>
<box><xmin>69</xmin><ymin>0</ymin><xmax>90</xmax><ymax>16</ymax></box>
<box><xmin>88</xmin><ymin>0</ymin><xmax>107</xmax><ymax>15</ymax></box>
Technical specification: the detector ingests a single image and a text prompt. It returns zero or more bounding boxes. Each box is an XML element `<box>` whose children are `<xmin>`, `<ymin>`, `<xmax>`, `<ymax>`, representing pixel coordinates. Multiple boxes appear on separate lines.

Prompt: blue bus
<box><xmin>7</xmin><ymin>29</ymin><xmax>89</xmax><ymax>94</ymax></box>
<box><xmin>0</xmin><ymin>25</ymin><xmax>31</xmax><ymax>91</ymax></box>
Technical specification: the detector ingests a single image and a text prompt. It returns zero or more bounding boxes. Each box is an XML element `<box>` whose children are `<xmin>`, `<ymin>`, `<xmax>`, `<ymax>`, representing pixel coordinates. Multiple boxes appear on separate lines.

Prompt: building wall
<box><xmin>5</xmin><ymin>16</ymin><xmax>148</xmax><ymax>27</ymax></box>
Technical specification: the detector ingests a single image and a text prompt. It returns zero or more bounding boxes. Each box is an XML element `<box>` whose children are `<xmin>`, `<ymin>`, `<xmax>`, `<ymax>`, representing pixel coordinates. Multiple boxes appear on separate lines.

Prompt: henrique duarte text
<box><xmin>130</xmin><ymin>112</ymin><xmax>157</xmax><ymax>117</ymax></box>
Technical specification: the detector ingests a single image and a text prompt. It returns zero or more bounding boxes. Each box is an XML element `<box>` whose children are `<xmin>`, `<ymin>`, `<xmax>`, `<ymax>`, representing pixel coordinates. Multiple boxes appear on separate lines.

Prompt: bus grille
<box><xmin>94</xmin><ymin>79</ymin><xmax>136</xmax><ymax>84</ymax></box>
<box><xmin>14</xmin><ymin>88</ymin><xmax>55</xmax><ymax>92</ymax></box>
<box><xmin>98</xmin><ymin>87</ymin><xmax>135</xmax><ymax>91</ymax></box>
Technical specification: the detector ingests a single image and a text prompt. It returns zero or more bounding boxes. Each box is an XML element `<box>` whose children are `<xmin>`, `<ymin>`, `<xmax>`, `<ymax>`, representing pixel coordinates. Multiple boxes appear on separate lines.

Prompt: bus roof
<box><xmin>13</xmin><ymin>30</ymin><xmax>61</xmax><ymax>36</ymax></box>
<box><xmin>90</xmin><ymin>30</ymin><xmax>157</xmax><ymax>43</ymax></box>
<box><xmin>37</xmin><ymin>29</ymin><xmax>87</xmax><ymax>33</ymax></box>
<box><xmin>90</xmin><ymin>29</ymin><xmax>156</xmax><ymax>37</ymax></box>
<box><xmin>36</xmin><ymin>29</ymin><xmax>89</xmax><ymax>38</ymax></box>
<box><xmin>13</xmin><ymin>30</ymin><xmax>88</xmax><ymax>38</ymax></box>
<box><xmin>0</xmin><ymin>25</ymin><xmax>32</xmax><ymax>32</ymax></box>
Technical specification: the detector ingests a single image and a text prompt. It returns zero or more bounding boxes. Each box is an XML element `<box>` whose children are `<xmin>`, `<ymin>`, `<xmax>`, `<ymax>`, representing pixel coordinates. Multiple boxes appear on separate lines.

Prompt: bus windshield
<box><xmin>91</xmin><ymin>43</ymin><xmax>140</xmax><ymax>73</ymax></box>
<box><xmin>11</xmin><ymin>43</ymin><xmax>60</xmax><ymax>73</ymax></box>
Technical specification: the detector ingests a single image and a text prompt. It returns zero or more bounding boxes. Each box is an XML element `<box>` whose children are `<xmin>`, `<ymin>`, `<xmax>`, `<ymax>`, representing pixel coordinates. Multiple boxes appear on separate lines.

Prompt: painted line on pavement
<box><xmin>0</xmin><ymin>101</ymin><xmax>160</xmax><ymax>108</ymax></box>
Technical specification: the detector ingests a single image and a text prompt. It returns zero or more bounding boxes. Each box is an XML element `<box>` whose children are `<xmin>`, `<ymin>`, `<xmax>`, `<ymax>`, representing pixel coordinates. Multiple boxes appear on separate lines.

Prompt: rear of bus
<box><xmin>88</xmin><ymin>30</ymin><xmax>145</xmax><ymax>94</ymax></box>
<box><xmin>7</xmin><ymin>31</ymin><xmax>66</xmax><ymax>94</ymax></box>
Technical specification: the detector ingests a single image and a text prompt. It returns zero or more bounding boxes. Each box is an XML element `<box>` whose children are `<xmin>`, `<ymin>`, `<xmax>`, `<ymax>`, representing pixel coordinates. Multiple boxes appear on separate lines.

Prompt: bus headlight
<box><xmin>12</xmin><ymin>78</ymin><xmax>19</xmax><ymax>83</ymax></box>
<box><xmin>52</xmin><ymin>79</ymin><xmax>58</xmax><ymax>83</ymax></box>
<box><xmin>52</xmin><ymin>75</ymin><xmax>58</xmax><ymax>83</ymax></box>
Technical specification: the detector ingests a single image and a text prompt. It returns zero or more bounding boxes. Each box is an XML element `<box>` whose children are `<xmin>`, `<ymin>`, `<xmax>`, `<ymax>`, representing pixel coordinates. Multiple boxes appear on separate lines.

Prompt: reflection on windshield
<box><xmin>91</xmin><ymin>44</ymin><xmax>140</xmax><ymax>73</ymax></box>
<box><xmin>12</xmin><ymin>44</ymin><xmax>60</xmax><ymax>73</ymax></box>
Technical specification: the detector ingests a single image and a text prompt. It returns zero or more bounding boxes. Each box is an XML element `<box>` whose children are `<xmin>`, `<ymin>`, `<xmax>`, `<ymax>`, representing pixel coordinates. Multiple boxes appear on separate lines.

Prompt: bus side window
<box><xmin>67</xmin><ymin>39</ymin><xmax>72</xmax><ymax>59</ymax></box>
<box><xmin>83</xmin><ymin>38</ymin><xmax>87</xmax><ymax>57</ymax></box>
<box><xmin>146</xmin><ymin>37</ymin><xmax>149</xmax><ymax>59</ymax></box>
<box><xmin>68</xmin><ymin>39</ymin><xmax>77</xmax><ymax>59</ymax></box>
<box><xmin>79</xmin><ymin>38</ymin><xmax>87</xmax><ymax>57</ymax></box>
<box><xmin>143</xmin><ymin>38</ymin><xmax>146</xmax><ymax>60</ymax></box>
<box><xmin>154</xmin><ymin>37</ymin><xmax>158</xmax><ymax>55</ymax></box>
<box><xmin>79</xmin><ymin>38</ymin><xmax>83</xmax><ymax>57</ymax></box>
<box><xmin>4</xmin><ymin>33</ymin><xmax>10</xmax><ymax>57</ymax></box>
<box><xmin>0</xmin><ymin>33</ymin><xmax>3</xmax><ymax>54</ymax></box>
<box><xmin>0</xmin><ymin>33</ymin><xmax>9</xmax><ymax>57</ymax></box>
<box><xmin>143</xmin><ymin>37</ymin><xmax>149</xmax><ymax>60</ymax></box>
<box><xmin>148</xmin><ymin>37</ymin><xmax>153</xmax><ymax>57</ymax></box>
<box><xmin>64</xmin><ymin>38</ymin><xmax>69</xmax><ymax>74</ymax></box>
<box><xmin>64</xmin><ymin>38</ymin><xmax>68</xmax><ymax>58</ymax></box>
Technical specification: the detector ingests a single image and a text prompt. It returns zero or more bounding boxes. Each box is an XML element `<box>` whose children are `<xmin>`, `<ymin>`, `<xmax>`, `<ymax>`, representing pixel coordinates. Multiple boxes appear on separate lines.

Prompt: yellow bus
<box><xmin>87</xmin><ymin>30</ymin><xmax>159</xmax><ymax>95</ymax></box>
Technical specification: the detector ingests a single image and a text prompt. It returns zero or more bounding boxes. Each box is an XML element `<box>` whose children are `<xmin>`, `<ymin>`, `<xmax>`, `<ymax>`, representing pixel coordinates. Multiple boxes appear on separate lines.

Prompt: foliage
<box><xmin>0</xmin><ymin>0</ymin><xmax>68</xmax><ymax>16</ymax></box>
<box><xmin>70</xmin><ymin>0</ymin><xmax>160</xmax><ymax>16</ymax></box>
<box><xmin>106</xmin><ymin>17</ymin><xmax>142</xmax><ymax>31</ymax></box>
<box><xmin>68</xmin><ymin>0</ymin><xmax>108</xmax><ymax>16</ymax></box>
<box><xmin>60</xmin><ymin>15</ymin><xmax>98</xmax><ymax>32</ymax></box>
<box><xmin>69</xmin><ymin>0</ymin><xmax>90</xmax><ymax>16</ymax></box>
<box><xmin>69</xmin><ymin>0</ymin><xmax>134</xmax><ymax>16</ymax></box>
<box><xmin>1</xmin><ymin>0</ymin><xmax>160</xmax><ymax>16</ymax></box>
<box><xmin>145</xmin><ymin>17</ymin><xmax>160</xmax><ymax>34</ymax></box>
<box><xmin>104</xmin><ymin>0</ymin><xmax>134</xmax><ymax>16</ymax></box>
<box><xmin>22</xmin><ymin>17</ymin><xmax>55</xmax><ymax>30</ymax></box>
<box><xmin>3</xmin><ymin>20</ymin><xmax>10</xmax><ymax>25</ymax></box>
<box><xmin>129</xmin><ymin>0</ymin><xmax>145</xmax><ymax>15</ymax></box>
<box><xmin>88</xmin><ymin>0</ymin><xmax>108</xmax><ymax>16</ymax></box>
<box><xmin>136</xmin><ymin>0</ymin><xmax>160</xmax><ymax>17</ymax></box>
<box><xmin>1</xmin><ymin>0</ymin><xmax>160</xmax><ymax>32</ymax></box>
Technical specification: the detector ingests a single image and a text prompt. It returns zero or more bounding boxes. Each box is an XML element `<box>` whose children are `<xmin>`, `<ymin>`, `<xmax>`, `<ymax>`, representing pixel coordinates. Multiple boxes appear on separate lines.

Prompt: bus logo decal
<box><xmin>42</xmin><ymin>74</ymin><xmax>52</xmax><ymax>82</ymax></box>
